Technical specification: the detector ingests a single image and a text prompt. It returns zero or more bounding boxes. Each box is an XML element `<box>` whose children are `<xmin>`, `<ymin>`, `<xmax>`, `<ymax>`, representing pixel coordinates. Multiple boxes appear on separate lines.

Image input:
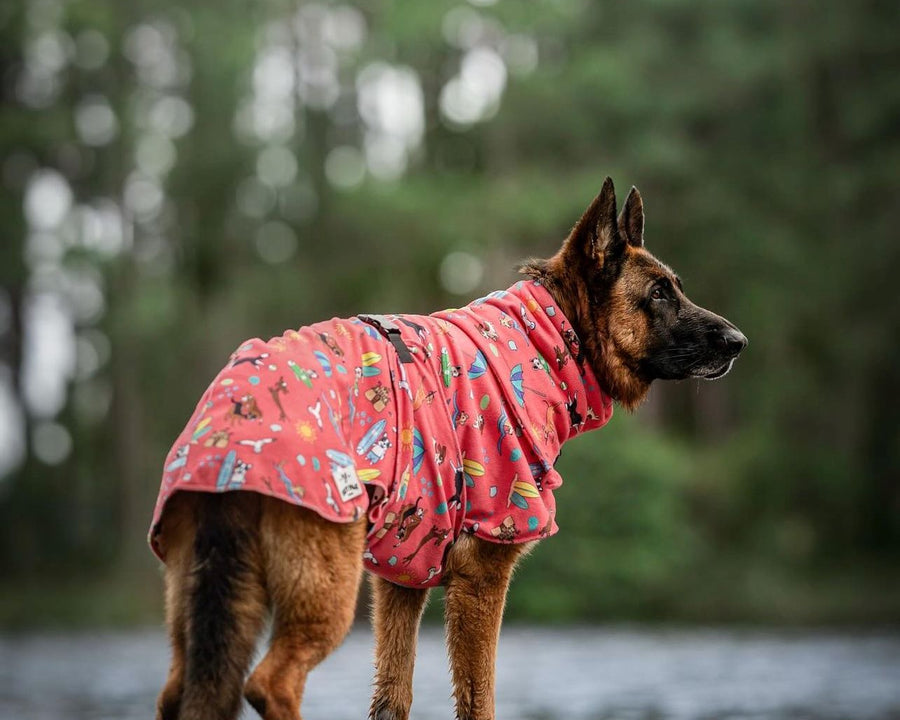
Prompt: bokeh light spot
<box><xmin>439</xmin><ymin>251</ymin><xmax>484</xmax><ymax>295</ymax></box>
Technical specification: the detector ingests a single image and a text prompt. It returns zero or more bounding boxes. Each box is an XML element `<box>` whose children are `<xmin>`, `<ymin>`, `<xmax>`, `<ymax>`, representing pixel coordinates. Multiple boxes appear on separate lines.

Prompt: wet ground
<box><xmin>1</xmin><ymin>626</ymin><xmax>899</xmax><ymax>719</ymax></box>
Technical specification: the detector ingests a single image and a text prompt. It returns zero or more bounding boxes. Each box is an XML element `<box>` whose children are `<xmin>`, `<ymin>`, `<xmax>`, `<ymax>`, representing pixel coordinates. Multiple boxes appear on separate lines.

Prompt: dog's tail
<box><xmin>179</xmin><ymin>493</ymin><xmax>266</xmax><ymax>720</ymax></box>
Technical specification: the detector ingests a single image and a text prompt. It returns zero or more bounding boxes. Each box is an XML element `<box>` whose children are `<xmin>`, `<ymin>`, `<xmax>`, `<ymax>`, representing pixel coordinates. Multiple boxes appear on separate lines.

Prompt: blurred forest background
<box><xmin>0</xmin><ymin>0</ymin><xmax>898</xmax><ymax>628</ymax></box>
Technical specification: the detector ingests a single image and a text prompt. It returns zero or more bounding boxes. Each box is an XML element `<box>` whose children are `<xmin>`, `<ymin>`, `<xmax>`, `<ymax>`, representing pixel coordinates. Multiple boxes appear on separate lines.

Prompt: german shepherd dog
<box><xmin>153</xmin><ymin>178</ymin><xmax>747</xmax><ymax>720</ymax></box>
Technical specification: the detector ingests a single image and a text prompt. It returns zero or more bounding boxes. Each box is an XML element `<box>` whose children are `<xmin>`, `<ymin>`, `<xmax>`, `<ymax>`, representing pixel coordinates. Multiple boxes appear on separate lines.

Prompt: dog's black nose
<box><xmin>715</xmin><ymin>327</ymin><xmax>748</xmax><ymax>356</ymax></box>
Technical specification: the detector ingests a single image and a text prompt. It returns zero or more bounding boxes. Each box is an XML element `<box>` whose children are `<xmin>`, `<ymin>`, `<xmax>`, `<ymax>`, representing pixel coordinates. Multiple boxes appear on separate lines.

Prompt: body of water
<box><xmin>1</xmin><ymin>626</ymin><xmax>899</xmax><ymax>719</ymax></box>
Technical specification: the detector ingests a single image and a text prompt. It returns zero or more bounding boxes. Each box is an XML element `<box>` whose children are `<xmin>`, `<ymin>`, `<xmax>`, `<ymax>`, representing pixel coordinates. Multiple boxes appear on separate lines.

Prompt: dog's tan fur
<box><xmin>368</xmin><ymin>539</ymin><xmax>530</xmax><ymax>720</ymax></box>
<box><xmin>156</xmin><ymin>492</ymin><xmax>366</xmax><ymax>720</ymax></box>
<box><xmin>155</xmin><ymin>179</ymin><xmax>745</xmax><ymax>720</ymax></box>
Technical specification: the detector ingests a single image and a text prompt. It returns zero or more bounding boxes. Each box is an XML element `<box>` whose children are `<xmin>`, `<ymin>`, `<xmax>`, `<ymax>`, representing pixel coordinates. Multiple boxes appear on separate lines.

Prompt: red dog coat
<box><xmin>150</xmin><ymin>280</ymin><xmax>612</xmax><ymax>587</ymax></box>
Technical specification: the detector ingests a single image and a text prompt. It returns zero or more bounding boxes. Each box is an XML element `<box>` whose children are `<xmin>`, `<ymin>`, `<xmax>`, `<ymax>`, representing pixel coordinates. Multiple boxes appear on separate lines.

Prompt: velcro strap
<box><xmin>357</xmin><ymin>314</ymin><xmax>414</xmax><ymax>364</ymax></box>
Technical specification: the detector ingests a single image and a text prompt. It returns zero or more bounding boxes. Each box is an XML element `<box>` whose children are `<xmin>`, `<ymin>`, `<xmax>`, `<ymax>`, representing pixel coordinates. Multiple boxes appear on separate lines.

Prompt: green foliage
<box><xmin>0</xmin><ymin>0</ymin><xmax>898</xmax><ymax>626</ymax></box>
<box><xmin>509</xmin><ymin>416</ymin><xmax>699</xmax><ymax>621</ymax></box>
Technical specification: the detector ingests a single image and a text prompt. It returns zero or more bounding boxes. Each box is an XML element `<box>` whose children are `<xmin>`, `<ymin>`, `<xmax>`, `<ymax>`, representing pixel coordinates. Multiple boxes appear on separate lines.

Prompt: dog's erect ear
<box><xmin>566</xmin><ymin>177</ymin><xmax>623</xmax><ymax>265</ymax></box>
<box><xmin>617</xmin><ymin>186</ymin><xmax>644</xmax><ymax>248</ymax></box>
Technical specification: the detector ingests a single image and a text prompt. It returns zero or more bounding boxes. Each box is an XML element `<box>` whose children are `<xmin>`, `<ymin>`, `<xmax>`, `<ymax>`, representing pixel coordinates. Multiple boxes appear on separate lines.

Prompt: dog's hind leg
<box><xmin>443</xmin><ymin>536</ymin><xmax>530</xmax><ymax>720</ymax></box>
<box><xmin>181</xmin><ymin>493</ymin><xmax>269</xmax><ymax>720</ymax></box>
<box><xmin>368</xmin><ymin>576</ymin><xmax>430</xmax><ymax>720</ymax></box>
<box><xmin>155</xmin><ymin>493</ymin><xmax>195</xmax><ymax>720</ymax></box>
<box><xmin>156</xmin><ymin>573</ymin><xmax>187</xmax><ymax>720</ymax></box>
<box><xmin>245</xmin><ymin>500</ymin><xmax>366</xmax><ymax>720</ymax></box>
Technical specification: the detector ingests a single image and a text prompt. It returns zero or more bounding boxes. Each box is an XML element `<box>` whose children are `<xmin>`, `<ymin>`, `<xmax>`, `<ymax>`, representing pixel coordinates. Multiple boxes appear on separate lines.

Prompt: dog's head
<box><xmin>521</xmin><ymin>178</ymin><xmax>747</xmax><ymax>410</ymax></box>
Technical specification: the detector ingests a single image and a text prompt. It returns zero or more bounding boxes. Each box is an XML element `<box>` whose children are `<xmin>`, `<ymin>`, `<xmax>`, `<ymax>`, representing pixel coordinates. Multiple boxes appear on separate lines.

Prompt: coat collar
<box><xmin>486</xmin><ymin>279</ymin><xmax>613</xmax><ymax>446</ymax></box>
<box><xmin>433</xmin><ymin>279</ymin><xmax>613</xmax><ymax>474</ymax></box>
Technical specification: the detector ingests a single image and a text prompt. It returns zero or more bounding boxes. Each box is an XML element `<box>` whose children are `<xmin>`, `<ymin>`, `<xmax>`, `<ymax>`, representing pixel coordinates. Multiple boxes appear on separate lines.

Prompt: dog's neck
<box><xmin>508</xmin><ymin>280</ymin><xmax>613</xmax><ymax>440</ymax></box>
<box><xmin>518</xmin><ymin>257</ymin><xmax>650</xmax><ymax>411</ymax></box>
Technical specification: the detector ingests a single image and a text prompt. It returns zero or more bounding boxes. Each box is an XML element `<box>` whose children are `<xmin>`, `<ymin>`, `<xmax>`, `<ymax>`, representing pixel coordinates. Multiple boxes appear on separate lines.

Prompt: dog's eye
<box><xmin>650</xmin><ymin>278</ymin><xmax>673</xmax><ymax>301</ymax></box>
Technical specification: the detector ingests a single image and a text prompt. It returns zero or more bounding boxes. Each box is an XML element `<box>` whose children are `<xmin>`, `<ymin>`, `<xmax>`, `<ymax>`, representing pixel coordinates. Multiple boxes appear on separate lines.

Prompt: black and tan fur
<box><xmin>154</xmin><ymin>178</ymin><xmax>746</xmax><ymax>720</ymax></box>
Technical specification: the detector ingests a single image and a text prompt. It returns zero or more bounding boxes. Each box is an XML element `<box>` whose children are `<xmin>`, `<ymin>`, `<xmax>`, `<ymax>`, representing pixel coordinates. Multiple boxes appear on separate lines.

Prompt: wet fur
<box><xmin>155</xmin><ymin>178</ymin><xmax>746</xmax><ymax>720</ymax></box>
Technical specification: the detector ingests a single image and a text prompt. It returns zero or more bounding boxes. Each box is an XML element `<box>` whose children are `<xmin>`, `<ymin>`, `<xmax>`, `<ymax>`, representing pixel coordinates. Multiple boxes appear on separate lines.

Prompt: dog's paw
<box><xmin>369</xmin><ymin>699</ymin><xmax>404</xmax><ymax>720</ymax></box>
<box><xmin>372</xmin><ymin>711</ymin><xmax>400</xmax><ymax>720</ymax></box>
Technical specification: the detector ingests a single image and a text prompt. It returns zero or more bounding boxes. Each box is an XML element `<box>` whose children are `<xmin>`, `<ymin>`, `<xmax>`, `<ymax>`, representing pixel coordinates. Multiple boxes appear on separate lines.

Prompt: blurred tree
<box><xmin>0</xmin><ymin>0</ymin><xmax>897</xmax><ymax>624</ymax></box>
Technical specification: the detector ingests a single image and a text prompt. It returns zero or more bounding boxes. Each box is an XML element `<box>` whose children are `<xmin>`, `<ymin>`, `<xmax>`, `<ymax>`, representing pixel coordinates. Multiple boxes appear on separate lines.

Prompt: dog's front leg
<box><xmin>369</xmin><ymin>575</ymin><xmax>430</xmax><ymax>720</ymax></box>
<box><xmin>443</xmin><ymin>536</ymin><xmax>529</xmax><ymax>720</ymax></box>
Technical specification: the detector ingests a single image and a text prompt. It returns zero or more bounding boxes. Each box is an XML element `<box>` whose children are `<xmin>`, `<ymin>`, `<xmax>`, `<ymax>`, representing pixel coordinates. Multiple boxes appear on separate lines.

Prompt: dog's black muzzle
<box><xmin>642</xmin><ymin>308</ymin><xmax>748</xmax><ymax>382</ymax></box>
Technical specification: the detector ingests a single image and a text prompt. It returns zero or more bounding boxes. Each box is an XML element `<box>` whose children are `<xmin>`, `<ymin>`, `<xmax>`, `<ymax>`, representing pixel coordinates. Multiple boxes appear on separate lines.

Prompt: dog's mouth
<box><xmin>693</xmin><ymin>358</ymin><xmax>735</xmax><ymax>380</ymax></box>
<box><xmin>641</xmin><ymin>336</ymin><xmax>745</xmax><ymax>383</ymax></box>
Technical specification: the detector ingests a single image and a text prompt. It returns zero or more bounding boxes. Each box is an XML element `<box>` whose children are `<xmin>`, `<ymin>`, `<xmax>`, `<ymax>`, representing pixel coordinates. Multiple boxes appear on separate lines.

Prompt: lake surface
<box><xmin>1</xmin><ymin>626</ymin><xmax>899</xmax><ymax>719</ymax></box>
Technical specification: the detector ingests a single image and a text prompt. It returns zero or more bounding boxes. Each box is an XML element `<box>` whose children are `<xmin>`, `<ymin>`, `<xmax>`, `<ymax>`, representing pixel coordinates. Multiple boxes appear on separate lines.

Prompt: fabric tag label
<box><xmin>332</xmin><ymin>464</ymin><xmax>364</xmax><ymax>502</ymax></box>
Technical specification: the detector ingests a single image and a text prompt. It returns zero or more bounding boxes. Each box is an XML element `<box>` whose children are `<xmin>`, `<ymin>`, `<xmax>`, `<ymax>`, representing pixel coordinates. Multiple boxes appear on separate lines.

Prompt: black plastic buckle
<box><xmin>357</xmin><ymin>314</ymin><xmax>414</xmax><ymax>364</ymax></box>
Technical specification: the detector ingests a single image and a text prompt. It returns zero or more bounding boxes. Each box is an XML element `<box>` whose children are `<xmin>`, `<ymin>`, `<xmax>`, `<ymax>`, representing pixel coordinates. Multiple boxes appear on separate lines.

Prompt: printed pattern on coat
<box><xmin>149</xmin><ymin>280</ymin><xmax>613</xmax><ymax>588</ymax></box>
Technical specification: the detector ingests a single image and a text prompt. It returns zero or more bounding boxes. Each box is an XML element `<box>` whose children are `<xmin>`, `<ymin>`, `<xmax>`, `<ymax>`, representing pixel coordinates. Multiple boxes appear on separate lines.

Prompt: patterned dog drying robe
<box><xmin>150</xmin><ymin>279</ymin><xmax>613</xmax><ymax>587</ymax></box>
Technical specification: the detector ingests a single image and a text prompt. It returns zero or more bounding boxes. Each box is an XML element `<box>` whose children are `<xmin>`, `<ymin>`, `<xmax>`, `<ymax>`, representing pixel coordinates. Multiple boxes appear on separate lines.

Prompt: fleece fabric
<box><xmin>149</xmin><ymin>279</ymin><xmax>613</xmax><ymax>587</ymax></box>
